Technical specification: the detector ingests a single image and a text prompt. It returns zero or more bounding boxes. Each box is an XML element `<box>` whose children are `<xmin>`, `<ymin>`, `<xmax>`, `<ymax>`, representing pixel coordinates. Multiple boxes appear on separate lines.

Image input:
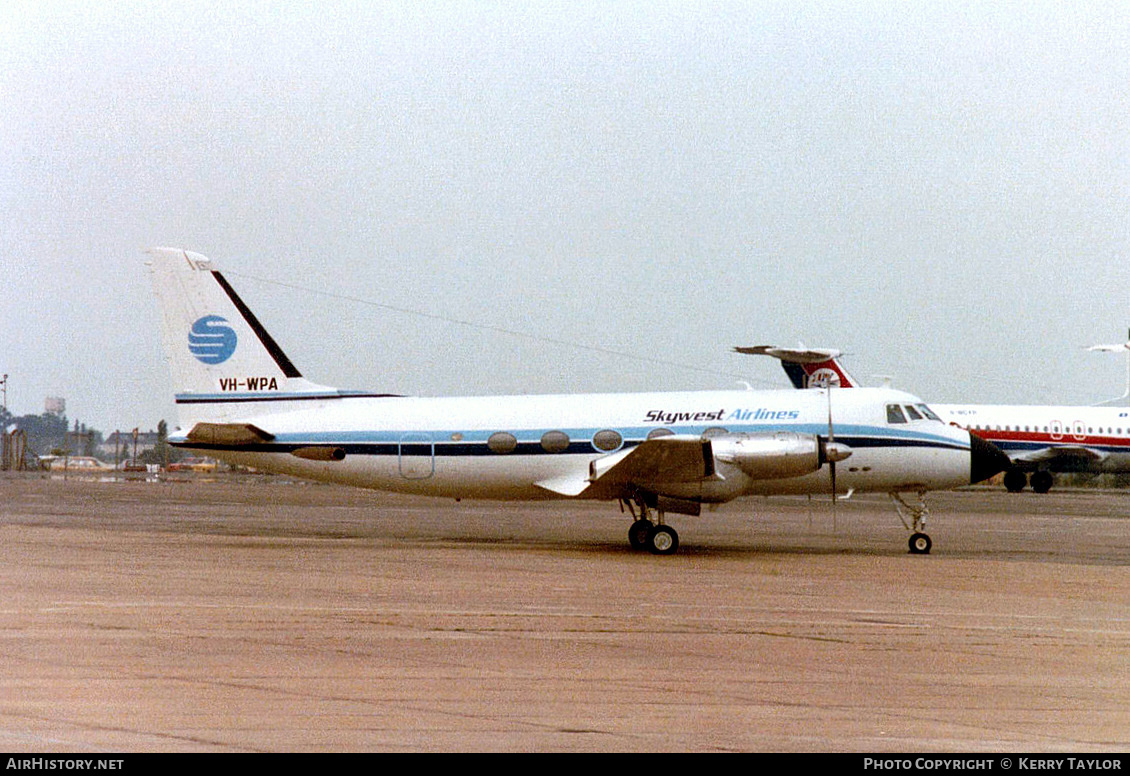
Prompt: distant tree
<box><xmin>6</xmin><ymin>413</ymin><xmax>107</xmax><ymax>459</ymax></box>
<box><xmin>141</xmin><ymin>420</ymin><xmax>181</xmax><ymax>467</ymax></box>
<box><xmin>20</xmin><ymin>412</ymin><xmax>70</xmax><ymax>456</ymax></box>
<box><xmin>156</xmin><ymin>420</ymin><xmax>174</xmax><ymax>466</ymax></box>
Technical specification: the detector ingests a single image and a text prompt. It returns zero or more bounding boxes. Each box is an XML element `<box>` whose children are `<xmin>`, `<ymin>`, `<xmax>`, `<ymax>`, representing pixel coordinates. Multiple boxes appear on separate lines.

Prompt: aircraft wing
<box><xmin>534</xmin><ymin>435</ymin><xmax>716</xmax><ymax>497</ymax></box>
<box><xmin>1011</xmin><ymin>445</ymin><xmax>1107</xmax><ymax>465</ymax></box>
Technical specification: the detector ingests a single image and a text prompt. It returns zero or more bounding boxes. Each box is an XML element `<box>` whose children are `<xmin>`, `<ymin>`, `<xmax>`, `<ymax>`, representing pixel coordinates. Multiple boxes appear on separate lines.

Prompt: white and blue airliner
<box><xmin>148</xmin><ymin>248</ymin><xmax>1008</xmax><ymax>555</ymax></box>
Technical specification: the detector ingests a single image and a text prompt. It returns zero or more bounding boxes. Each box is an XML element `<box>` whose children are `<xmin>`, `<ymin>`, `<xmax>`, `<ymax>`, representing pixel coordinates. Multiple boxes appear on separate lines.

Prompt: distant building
<box><xmin>45</xmin><ymin>397</ymin><xmax>65</xmax><ymax>416</ymax></box>
<box><xmin>99</xmin><ymin>429</ymin><xmax>159</xmax><ymax>461</ymax></box>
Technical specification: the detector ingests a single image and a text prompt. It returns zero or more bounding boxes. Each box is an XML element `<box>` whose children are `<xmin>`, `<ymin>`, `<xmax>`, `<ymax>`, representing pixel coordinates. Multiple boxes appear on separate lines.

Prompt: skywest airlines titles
<box><xmin>643</xmin><ymin>408</ymin><xmax>801</xmax><ymax>424</ymax></box>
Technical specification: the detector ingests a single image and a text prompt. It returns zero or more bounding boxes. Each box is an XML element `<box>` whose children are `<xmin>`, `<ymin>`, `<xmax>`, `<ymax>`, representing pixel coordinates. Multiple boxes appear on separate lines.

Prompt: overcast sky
<box><xmin>3</xmin><ymin>1</ymin><xmax>1129</xmax><ymax>433</ymax></box>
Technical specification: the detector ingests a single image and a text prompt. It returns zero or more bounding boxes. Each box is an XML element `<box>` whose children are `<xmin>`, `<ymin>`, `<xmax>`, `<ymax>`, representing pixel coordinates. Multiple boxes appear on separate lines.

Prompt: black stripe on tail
<box><xmin>210</xmin><ymin>271</ymin><xmax>303</xmax><ymax>378</ymax></box>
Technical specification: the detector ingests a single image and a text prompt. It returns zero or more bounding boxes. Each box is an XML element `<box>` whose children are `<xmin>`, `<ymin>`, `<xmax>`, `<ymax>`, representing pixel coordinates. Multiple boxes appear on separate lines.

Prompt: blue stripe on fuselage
<box><xmin>172</xmin><ymin>423</ymin><xmax>969</xmax><ymax>455</ymax></box>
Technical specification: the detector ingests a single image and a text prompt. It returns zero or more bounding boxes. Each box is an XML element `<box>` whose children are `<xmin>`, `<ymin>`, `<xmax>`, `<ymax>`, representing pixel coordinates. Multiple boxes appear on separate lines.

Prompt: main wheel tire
<box><xmin>908</xmin><ymin>532</ymin><xmax>932</xmax><ymax>555</ymax></box>
<box><xmin>628</xmin><ymin>519</ymin><xmax>652</xmax><ymax>551</ymax></box>
<box><xmin>1031</xmin><ymin>471</ymin><xmax>1053</xmax><ymax>494</ymax></box>
<box><xmin>647</xmin><ymin>524</ymin><xmax>679</xmax><ymax>555</ymax></box>
<box><xmin>1003</xmin><ymin>469</ymin><xmax>1027</xmax><ymax>493</ymax></box>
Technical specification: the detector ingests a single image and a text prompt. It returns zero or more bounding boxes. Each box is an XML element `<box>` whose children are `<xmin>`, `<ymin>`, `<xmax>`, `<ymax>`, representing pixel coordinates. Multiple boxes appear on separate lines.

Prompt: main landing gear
<box><xmin>1030</xmin><ymin>470</ymin><xmax>1053</xmax><ymax>494</ymax></box>
<box><xmin>1003</xmin><ymin>469</ymin><xmax>1027</xmax><ymax>493</ymax></box>
<box><xmin>1003</xmin><ymin>469</ymin><xmax>1054</xmax><ymax>494</ymax></box>
<box><xmin>891</xmin><ymin>491</ymin><xmax>932</xmax><ymax>555</ymax></box>
<box><xmin>624</xmin><ymin>496</ymin><xmax>679</xmax><ymax>555</ymax></box>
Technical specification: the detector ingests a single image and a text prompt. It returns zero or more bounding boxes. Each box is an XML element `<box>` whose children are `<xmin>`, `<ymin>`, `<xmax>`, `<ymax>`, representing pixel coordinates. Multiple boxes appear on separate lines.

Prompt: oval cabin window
<box><xmin>592</xmin><ymin>429</ymin><xmax>623</xmax><ymax>452</ymax></box>
<box><xmin>487</xmin><ymin>432</ymin><xmax>518</xmax><ymax>454</ymax></box>
<box><xmin>540</xmin><ymin>430</ymin><xmax>570</xmax><ymax>453</ymax></box>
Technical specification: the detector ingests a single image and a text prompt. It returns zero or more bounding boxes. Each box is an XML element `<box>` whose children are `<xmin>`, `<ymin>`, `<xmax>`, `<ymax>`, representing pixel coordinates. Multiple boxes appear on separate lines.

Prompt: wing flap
<box><xmin>533</xmin><ymin>474</ymin><xmax>592</xmax><ymax>497</ymax></box>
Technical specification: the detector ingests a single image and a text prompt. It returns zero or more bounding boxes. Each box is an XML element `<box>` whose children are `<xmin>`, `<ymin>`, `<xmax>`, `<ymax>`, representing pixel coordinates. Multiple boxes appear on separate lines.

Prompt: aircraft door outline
<box><xmin>399</xmin><ymin>433</ymin><xmax>435</xmax><ymax>479</ymax></box>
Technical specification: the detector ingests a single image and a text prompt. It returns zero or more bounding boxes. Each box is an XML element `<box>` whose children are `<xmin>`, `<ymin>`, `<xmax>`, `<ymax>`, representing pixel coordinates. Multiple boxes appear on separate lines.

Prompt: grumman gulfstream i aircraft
<box><xmin>748</xmin><ymin>345</ymin><xmax>1130</xmax><ymax>494</ymax></box>
<box><xmin>148</xmin><ymin>249</ymin><xmax>1008</xmax><ymax>555</ymax></box>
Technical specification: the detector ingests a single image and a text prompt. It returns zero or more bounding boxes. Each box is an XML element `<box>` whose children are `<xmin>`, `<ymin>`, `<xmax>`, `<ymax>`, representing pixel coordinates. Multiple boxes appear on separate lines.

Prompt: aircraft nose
<box><xmin>969</xmin><ymin>432</ymin><xmax>1010</xmax><ymax>484</ymax></box>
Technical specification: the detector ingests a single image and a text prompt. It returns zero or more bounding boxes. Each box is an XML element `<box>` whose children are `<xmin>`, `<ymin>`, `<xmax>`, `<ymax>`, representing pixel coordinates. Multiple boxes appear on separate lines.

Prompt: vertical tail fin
<box><xmin>146</xmin><ymin>248</ymin><xmax>337</xmax><ymax>425</ymax></box>
<box><xmin>733</xmin><ymin>345</ymin><xmax>859</xmax><ymax>389</ymax></box>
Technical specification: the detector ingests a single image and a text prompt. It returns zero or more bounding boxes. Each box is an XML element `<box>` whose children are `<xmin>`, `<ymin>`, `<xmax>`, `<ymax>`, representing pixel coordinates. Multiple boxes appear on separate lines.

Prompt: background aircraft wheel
<box><xmin>647</xmin><ymin>524</ymin><xmax>679</xmax><ymax>556</ymax></box>
<box><xmin>908</xmin><ymin>532</ymin><xmax>932</xmax><ymax>554</ymax></box>
<box><xmin>628</xmin><ymin>519</ymin><xmax>652</xmax><ymax>551</ymax></box>
<box><xmin>1003</xmin><ymin>470</ymin><xmax>1027</xmax><ymax>493</ymax></box>
<box><xmin>1030</xmin><ymin>471</ymin><xmax>1053</xmax><ymax>494</ymax></box>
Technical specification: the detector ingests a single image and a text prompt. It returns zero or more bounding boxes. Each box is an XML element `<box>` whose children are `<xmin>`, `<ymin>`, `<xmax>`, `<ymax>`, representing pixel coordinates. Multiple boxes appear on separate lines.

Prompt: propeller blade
<box><xmin>830</xmin><ymin>458</ymin><xmax>837</xmax><ymax>530</ymax></box>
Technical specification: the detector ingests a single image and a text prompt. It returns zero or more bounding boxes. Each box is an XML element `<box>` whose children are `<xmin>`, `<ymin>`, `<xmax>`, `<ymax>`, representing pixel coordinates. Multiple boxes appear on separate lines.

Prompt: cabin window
<box><xmin>886</xmin><ymin>404</ymin><xmax>907</xmax><ymax>424</ymax></box>
<box><xmin>592</xmin><ymin>429</ymin><xmax>623</xmax><ymax>452</ymax></box>
<box><xmin>487</xmin><ymin>431</ymin><xmax>518</xmax><ymax>454</ymax></box>
<box><xmin>702</xmin><ymin>427</ymin><xmax>729</xmax><ymax>438</ymax></box>
<box><xmin>540</xmin><ymin>430</ymin><xmax>570</xmax><ymax>453</ymax></box>
<box><xmin>904</xmin><ymin>405</ymin><xmax>923</xmax><ymax>421</ymax></box>
<box><xmin>647</xmin><ymin>428</ymin><xmax>674</xmax><ymax>440</ymax></box>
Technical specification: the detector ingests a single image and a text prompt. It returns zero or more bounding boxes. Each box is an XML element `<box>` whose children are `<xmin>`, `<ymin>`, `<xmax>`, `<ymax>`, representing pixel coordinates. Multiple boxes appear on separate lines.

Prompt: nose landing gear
<box><xmin>891</xmin><ymin>491</ymin><xmax>933</xmax><ymax>555</ymax></box>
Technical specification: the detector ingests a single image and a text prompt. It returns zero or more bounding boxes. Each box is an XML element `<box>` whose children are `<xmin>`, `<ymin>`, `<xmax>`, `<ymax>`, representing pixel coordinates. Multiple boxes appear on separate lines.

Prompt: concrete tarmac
<box><xmin>1</xmin><ymin>474</ymin><xmax>1128</xmax><ymax>752</ymax></box>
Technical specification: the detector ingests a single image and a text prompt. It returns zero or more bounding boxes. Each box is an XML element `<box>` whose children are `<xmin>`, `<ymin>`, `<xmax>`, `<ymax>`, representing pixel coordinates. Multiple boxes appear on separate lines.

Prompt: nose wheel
<box><xmin>908</xmin><ymin>532</ymin><xmax>932</xmax><ymax>554</ymax></box>
<box><xmin>891</xmin><ymin>492</ymin><xmax>933</xmax><ymax>555</ymax></box>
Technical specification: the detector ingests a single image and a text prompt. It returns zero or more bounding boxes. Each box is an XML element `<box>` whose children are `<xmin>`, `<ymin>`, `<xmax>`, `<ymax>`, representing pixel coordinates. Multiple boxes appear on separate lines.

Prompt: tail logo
<box><xmin>806</xmin><ymin>368</ymin><xmax>841</xmax><ymax>388</ymax></box>
<box><xmin>188</xmin><ymin>315</ymin><xmax>238</xmax><ymax>364</ymax></box>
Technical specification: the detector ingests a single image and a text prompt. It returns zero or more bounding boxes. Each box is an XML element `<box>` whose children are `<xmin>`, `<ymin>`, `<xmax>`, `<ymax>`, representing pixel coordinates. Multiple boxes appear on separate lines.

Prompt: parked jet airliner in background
<box><xmin>745</xmin><ymin>345</ymin><xmax>1130</xmax><ymax>493</ymax></box>
<box><xmin>147</xmin><ymin>249</ymin><xmax>1008</xmax><ymax>554</ymax></box>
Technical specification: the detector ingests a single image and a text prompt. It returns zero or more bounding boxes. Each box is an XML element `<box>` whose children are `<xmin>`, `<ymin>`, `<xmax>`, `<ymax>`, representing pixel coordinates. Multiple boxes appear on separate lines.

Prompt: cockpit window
<box><xmin>886</xmin><ymin>404</ymin><xmax>907</xmax><ymax>424</ymax></box>
<box><xmin>904</xmin><ymin>405</ymin><xmax>923</xmax><ymax>421</ymax></box>
<box><xmin>915</xmin><ymin>404</ymin><xmax>941</xmax><ymax>421</ymax></box>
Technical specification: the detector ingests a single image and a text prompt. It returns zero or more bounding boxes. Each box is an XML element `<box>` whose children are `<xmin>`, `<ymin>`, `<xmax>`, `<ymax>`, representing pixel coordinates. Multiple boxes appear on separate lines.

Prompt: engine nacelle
<box><xmin>710</xmin><ymin>431</ymin><xmax>830</xmax><ymax>480</ymax></box>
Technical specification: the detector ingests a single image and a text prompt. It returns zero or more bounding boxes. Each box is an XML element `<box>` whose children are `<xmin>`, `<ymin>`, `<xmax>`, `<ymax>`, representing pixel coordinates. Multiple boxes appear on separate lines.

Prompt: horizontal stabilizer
<box><xmin>734</xmin><ymin>344</ymin><xmax>859</xmax><ymax>388</ymax></box>
<box><xmin>185</xmin><ymin>422</ymin><xmax>275</xmax><ymax>446</ymax></box>
<box><xmin>733</xmin><ymin>345</ymin><xmax>843</xmax><ymax>363</ymax></box>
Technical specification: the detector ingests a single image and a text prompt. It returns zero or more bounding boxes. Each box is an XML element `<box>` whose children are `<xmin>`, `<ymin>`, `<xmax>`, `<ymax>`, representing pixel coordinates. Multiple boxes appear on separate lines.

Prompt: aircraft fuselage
<box><xmin>172</xmin><ymin>387</ymin><xmax>982</xmax><ymax>500</ymax></box>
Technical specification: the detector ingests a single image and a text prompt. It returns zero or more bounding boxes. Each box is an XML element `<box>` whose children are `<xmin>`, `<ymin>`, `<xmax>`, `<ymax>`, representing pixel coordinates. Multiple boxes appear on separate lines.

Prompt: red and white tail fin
<box><xmin>733</xmin><ymin>345</ymin><xmax>859</xmax><ymax>389</ymax></box>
